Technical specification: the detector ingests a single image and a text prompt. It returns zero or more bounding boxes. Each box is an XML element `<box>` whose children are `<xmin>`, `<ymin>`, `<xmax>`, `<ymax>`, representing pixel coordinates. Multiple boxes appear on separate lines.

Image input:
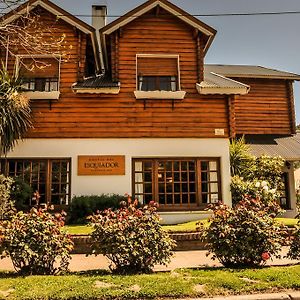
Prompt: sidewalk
<box><xmin>0</xmin><ymin>247</ymin><xmax>298</xmax><ymax>272</ymax></box>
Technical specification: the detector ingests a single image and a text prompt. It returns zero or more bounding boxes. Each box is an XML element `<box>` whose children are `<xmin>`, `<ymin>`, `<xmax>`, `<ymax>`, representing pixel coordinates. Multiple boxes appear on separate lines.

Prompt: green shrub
<box><xmin>68</xmin><ymin>194</ymin><xmax>126</xmax><ymax>224</ymax></box>
<box><xmin>0</xmin><ymin>175</ymin><xmax>15</xmax><ymax>220</ymax></box>
<box><xmin>10</xmin><ymin>176</ymin><xmax>32</xmax><ymax>211</ymax></box>
<box><xmin>89</xmin><ymin>198</ymin><xmax>176</xmax><ymax>274</ymax></box>
<box><xmin>287</xmin><ymin>218</ymin><xmax>300</xmax><ymax>260</ymax></box>
<box><xmin>0</xmin><ymin>208</ymin><xmax>73</xmax><ymax>275</ymax></box>
<box><xmin>199</xmin><ymin>198</ymin><xmax>287</xmax><ymax>268</ymax></box>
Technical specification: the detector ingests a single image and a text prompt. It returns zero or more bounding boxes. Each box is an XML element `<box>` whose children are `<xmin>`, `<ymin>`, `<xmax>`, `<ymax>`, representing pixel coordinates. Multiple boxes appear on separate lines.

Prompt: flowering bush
<box><xmin>287</xmin><ymin>218</ymin><xmax>300</xmax><ymax>260</ymax></box>
<box><xmin>89</xmin><ymin>198</ymin><xmax>176</xmax><ymax>274</ymax></box>
<box><xmin>199</xmin><ymin>198</ymin><xmax>288</xmax><ymax>268</ymax></box>
<box><xmin>231</xmin><ymin>176</ymin><xmax>280</xmax><ymax>207</ymax></box>
<box><xmin>0</xmin><ymin>208</ymin><xmax>73</xmax><ymax>275</ymax></box>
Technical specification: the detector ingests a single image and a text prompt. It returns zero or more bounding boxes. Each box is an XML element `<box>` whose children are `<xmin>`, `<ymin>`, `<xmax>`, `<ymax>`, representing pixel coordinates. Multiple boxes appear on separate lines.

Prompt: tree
<box><xmin>0</xmin><ymin>0</ymin><xmax>67</xmax><ymax>156</ymax></box>
<box><xmin>230</xmin><ymin>137</ymin><xmax>284</xmax><ymax>206</ymax></box>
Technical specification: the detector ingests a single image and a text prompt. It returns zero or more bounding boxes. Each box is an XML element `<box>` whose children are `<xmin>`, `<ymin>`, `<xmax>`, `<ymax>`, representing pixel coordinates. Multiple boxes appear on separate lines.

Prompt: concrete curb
<box><xmin>169</xmin><ymin>291</ymin><xmax>300</xmax><ymax>300</ymax></box>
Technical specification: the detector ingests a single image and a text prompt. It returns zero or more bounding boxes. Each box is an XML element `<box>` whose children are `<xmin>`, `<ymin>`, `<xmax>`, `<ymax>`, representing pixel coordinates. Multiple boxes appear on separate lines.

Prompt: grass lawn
<box><xmin>64</xmin><ymin>218</ymin><xmax>298</xmax><ymax>235</ymax></box>
<box><xmin>0</xmin><ymin>265</ymin><xmax>300</xmax><ymax>299</ymax></box>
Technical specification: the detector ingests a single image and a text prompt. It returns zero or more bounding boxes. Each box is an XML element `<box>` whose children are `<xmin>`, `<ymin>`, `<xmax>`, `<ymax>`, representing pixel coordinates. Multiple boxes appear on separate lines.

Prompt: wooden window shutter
<box><xmin>19</xmin><ymin>58</ymin><xmax>59</xmax><ymax>78</ymax></box>
<box><xmin>137</xmin><ymin>57</ymin><xmax>178</xmax><ymax>76</ymax></box>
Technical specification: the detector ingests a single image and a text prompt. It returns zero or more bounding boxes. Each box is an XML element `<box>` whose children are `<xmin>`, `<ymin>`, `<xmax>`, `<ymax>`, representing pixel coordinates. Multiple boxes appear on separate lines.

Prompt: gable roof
<box><xmin>100</xmin><ymin>0</ymin><xmax>217</xmax><ymax>55</ymax></box>
<box><xmin>1</xmin><ymin>0</ymin><xmax>101</xmax><ymax>71</ymax></box>
<box><xmin>205</xmin><ymin>64</ymin><xmax>300</xmax><ymax>80</ymax></box>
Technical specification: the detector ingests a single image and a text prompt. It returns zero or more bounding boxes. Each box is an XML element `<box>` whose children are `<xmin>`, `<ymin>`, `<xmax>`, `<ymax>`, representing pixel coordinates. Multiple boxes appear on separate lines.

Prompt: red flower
<box><xmin>261</xmin><ymin>252</ymin><xmax>271</xmax><ymax>261</ymax></box>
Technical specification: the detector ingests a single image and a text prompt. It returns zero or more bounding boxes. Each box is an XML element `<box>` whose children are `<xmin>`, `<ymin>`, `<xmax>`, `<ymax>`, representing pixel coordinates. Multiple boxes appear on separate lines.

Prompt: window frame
<box><xmin>135</xmin><ymin>54</ymin><xmax>181</xmax><ymax>91</ymax></box>
<box><xmin>132</xmin><ymin>157</ymin><xmax>222</xmax><ymax>211</ymax></box>
<box><xmin>0</xmin><ymin>158</ymin><xmax>71</xmax><ymax>207</ymax></box>
<box><xmin>15</xmin><ymin>54</ymin><xmax>62</xmax><ymax>100</ymax></box>
<box><xmin>134</xmin><ymin>54</ymin><xmax>186</xmax><ymax>100</ymax></box>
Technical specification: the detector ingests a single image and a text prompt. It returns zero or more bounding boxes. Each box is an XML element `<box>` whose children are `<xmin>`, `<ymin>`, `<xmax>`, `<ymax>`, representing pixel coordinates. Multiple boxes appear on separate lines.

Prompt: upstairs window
<box><xmin>16</xmin><ymin>56</ymin><xmax>61</xmax><ymax>100</ymax></box>
<box><xmin>134</xmin><ymin>55</ymin><xmax>186</xmax><ymax>100</ymax></box>
<box><xmin>138</xmin><ymin>76</ymin><xmax>177</xmax><ymax>92</ymax></box>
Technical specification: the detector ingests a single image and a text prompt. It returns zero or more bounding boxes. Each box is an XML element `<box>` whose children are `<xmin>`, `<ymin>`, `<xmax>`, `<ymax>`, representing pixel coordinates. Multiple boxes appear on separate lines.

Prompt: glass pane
<box><xmin>189</xmin><ymin>183</ymin><xmax>196</xmax><ymax>193</ymax></box>
<box><xmin>144</xmin><ymin>183</ymin><xmax>152</xmax><ymax>193</ymax></box>
<box><xmin>201</xmin><ymin>172</ymin><xmax>208</xmax><ymax>182</ymax></box>
<box><xmin>201</xmin><ymin>161</ymin><xmax>208</xmax><ymax>170</ymax></box>
<box><xmin>145</xmin><ymin>194</ymin><xmax>152</xmax><ymax>203</ymax></box>
<box><xmin>173</xmin><ymin>162</ymin><xmax>179</xmax><ymax>171</ymax></box>
<box><xmin>189</xmin><ymin>172</ymin><xmax>195</xmax><ymax>181</ymax></box>
<box><xmin>209</xmin><ymin>161</ymin><xmax>217</xmax><ymax>171</ymax></box>
<box><xmin>182</xmin><ymin>183</ymin><xmax>188</xmax><ymax>192</ymax></box>
<box><xmin>159</xmin><ymin>183</ymin><xmax>165</xmax><ymax>193</ymax></box>
<box><xmin>181</xmin><ymin>161</ymin><xmax>188</xmax><ymax>171</ymax></box>
<box><xmin>174</xmin><ymin>183</ymin><xmax>180</xmax><ymax>193</ymax></box>
<box><xmin>167</xmin><ymin>194</ymin><xmax>173</xmax><ymax>204</ymax></box>
<box><xmin>210</xmin><ymin>194</ymin><xmax>219</xmax><ymax>203</ymax></box>
<box><xmin>202</xmin><ymin>194</ymin><xmax>208</xmax><ymax>203</ymax></box>
<box><xmin>135</xmin><ymin>173</ymin><xmax>143</xmax><ymax>182</ymax></box>
<box><xmin>159</xmin><ymin>194</ymin><xmax>165</xmax><ymax>204</ymax></box>
<box><xmin>181</xmin><ymin>172</ymin><xmax>187</xmax><ymax>181</ymax></box>
<box><xmin>135</xmin><ymin>184</ymin><xmax>144</xmax><ymax>194</ymax></box>
<box><xmin>144</xmin><ymin>162</ymin><xmax>152</xmax><ymax>171</ymax></box>
<box><xmin>159</xmin><ymin>76</ymin><xmax>172</xmax><ymax>91</ymax></box>
<box><xmin>189</xmin><ymin>161</ymin><xmax>195</xmax><ymax>170</ymax></box>
<box><xmin>210</xmin><ymin>183</ymin><xmax>219</xmax><ymax>193</ymax></box>
<box><xmin>144</xmin><ymin>172</ymin><xmax>152</xmax><ymax>182</ymax></box>
<box><xmin>202</xmin><ymin>183</ymin><xmax>208</xmax><ymax>193</ymax></box>
<box><xmin>209</xmin><ymin>172</ymin><xmax>218</xmax><ymax>182</ymax></box>
<box><xmin>174</xmin><ymin>194</ymin><xmax>180</xmax><ymax>204</ymax></box>
<box><xmin>182</xmin><ymin>194</ymin><xmax>188</xmax><ymax>204</ymax></box>
<box><xmin>190</xmin><ymin>193</ymin><xmax>196</xmax><ymax>203</ymax></box>
<box><xmin>135</xmin><ymin>162</ymin><xmax>142</xmax><ymax>172</ymax></box>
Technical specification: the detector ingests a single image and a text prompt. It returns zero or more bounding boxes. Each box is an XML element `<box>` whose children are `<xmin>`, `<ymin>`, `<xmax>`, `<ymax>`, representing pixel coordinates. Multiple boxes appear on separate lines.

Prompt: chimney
<box><xmin>92</xmin><ymin>5</ymin><xmax>107</xmax><ymax>72</ymax></box>
<box><xmin>92</xmin><ymin>5</ymin><xmax>107</xmax><ymax>30</ymax></box>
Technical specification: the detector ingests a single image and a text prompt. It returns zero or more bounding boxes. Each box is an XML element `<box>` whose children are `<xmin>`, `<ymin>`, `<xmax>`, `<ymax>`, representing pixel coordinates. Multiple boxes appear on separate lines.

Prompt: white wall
<box><xmin>7</xmin><ymin>138</ymin><xmax>232</xmax><ymax>223</ymax></box>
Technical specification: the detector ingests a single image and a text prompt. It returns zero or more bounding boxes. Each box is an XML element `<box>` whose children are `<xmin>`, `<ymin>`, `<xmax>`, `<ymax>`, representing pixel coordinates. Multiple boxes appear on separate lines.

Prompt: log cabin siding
<box><xmin>234</xmin><ymin>78</ymin><xmax>293</xmax><ymax>135</ymax></box>
<box><xmin>0</xmin><ymin>6</ymin><xmax>296</xmax><ymax>139</ymax></box>
<box><xmin>27</xmin><ymin>8</ymin><xmax>230</xmax><ymax>139</ymax></box>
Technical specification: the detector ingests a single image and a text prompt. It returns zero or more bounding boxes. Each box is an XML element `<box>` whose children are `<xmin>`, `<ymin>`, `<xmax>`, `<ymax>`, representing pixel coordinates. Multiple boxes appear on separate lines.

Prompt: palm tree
<box><xmin>0</xmin><ymin>66</ymin><xmax>32</xmax><ymax>156</ymax></box>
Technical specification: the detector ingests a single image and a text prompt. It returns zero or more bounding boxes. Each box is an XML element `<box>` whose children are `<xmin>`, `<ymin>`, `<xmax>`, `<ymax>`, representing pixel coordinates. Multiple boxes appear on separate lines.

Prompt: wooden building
<box><xmin>1</xmin><ymin>0</ymin><xmax>300</xmax><ymax>222</ymax></box>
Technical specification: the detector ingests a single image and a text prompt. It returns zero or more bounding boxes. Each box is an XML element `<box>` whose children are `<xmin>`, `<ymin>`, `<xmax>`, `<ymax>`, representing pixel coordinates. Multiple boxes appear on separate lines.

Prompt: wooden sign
<box><xmin>78</xmin><ymin>155</ymin><xmax>125</xmax><ymax>175</ymax></box>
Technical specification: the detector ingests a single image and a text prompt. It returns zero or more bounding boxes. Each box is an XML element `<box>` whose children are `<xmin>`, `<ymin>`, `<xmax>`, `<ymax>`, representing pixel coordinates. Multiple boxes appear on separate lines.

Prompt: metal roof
<box><xmin>246</xmin><ymin>134</ymin><xmax>300</xmax><ymax>161</ymax></box>
<box><xmin>202</xmin><ymin>72</ymin><xmax>250</xmax><ymax>89</ymax></box>
<box><xmin>205</xmin><ymin>65</ymin><xmax>300</xmax><ymax>80</ymax></box>
<box><xmin>73</xmin><ymin>75</ymin><xmax>120</xmax><ymax>89</ymax></box>
<box><xmin>197</xmin><ymin>72</ymin><xmax>250</xmax><ymax>95</ymax></box>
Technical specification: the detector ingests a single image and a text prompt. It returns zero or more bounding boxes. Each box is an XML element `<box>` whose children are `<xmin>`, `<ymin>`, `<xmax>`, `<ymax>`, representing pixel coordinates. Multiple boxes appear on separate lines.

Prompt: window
<box><xmin>134</xmin><ymin>55</ymin><xmax>186</xmax><ymax>100</ymax></box>
<box><xmin>138</xmin><ymin>76</ymin><xmax>177</xmax><ymax>92</ymax></box>
<box><xmin>16</xmin><ymin>56</ymin><xmax>61</xmax><ymax>100</ymax></box>
<box><xmin>0</xmin><ymin>158</ymin><xmax>71</xmax><ymax>207</ymax></box>
<box><xmin>133</xmin><ymin>158</ymin><xmax>221</xmax><ymax>210</ymax></box>
<box><xmin>278</xmin><ymin>172</ymin><xmax>290</xmax><ymax>209</ymax></box>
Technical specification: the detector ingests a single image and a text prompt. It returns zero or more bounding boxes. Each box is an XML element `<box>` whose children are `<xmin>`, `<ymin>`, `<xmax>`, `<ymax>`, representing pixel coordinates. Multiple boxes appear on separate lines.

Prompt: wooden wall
<box><xmin>1</xmin><ymin>7</ymin><xmax>295</xmax><ymax>139</ymax></box>
<box><xmin>234</xmin><ymin>78</ymin><xmax>294</xmax><ymax>135</ymax></box>
<box><xmin>29</xmin><ymin>8</ymin><xmax>230</xmax><ymax>139</ymax></box>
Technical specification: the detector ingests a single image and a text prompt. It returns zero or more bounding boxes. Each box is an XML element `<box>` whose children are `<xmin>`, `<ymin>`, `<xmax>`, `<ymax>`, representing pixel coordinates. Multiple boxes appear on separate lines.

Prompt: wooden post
<box><xmin>196</xmin><ymin>32</ymin><xmax>203</xmax><ymax>83</ymax></box>
<box><xmin>228</xmin><ymin>95</ymin><xmax>236</xmax><ymax>138</ymax></box>
<box><xmin>286</xmin><ymin>81</ymin><xmax>296</xmax><ymax>134</ymax></box>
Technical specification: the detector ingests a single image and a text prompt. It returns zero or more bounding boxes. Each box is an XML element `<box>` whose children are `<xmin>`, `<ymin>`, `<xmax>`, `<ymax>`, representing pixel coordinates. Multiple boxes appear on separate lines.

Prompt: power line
<box><xmin>1</xmin><ymin>10</ymin><xmax>300</xmax><ymax>17</ymax></box>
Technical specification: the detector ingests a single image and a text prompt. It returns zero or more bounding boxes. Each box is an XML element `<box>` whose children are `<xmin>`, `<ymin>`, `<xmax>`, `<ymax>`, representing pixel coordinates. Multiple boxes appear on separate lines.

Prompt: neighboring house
<box><xmin>0</xmin><ymin>0</ymin><xmax>300</xmax><ymax>223</ymax></box>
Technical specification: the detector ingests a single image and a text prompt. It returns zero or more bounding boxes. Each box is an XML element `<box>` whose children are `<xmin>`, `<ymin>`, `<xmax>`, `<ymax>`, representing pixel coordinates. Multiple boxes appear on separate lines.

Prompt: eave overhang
<box><xmin>1</xmin><ymin>0</ymin><xmax>101</xmax><ymax>72</ymax></box>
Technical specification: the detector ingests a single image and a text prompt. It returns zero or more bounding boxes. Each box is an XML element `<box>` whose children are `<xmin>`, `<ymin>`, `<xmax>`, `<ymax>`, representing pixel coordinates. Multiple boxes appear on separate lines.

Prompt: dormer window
<box><xmin>134</xmin><ymin>54</ymin><xmax>186</xmax><ymax>100</ymax></box>
<box><xmin>16</xmin><ymin>56</ymin><xmax>61</xmax><ymax>100</ymax></box>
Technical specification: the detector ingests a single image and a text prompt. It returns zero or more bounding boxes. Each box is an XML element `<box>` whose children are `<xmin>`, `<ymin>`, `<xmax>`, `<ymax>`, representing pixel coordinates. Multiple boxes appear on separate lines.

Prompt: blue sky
<box><xmin>53</xmin><ymin>0</ymin><xmax>300</xmax><ymax>123</ymax></box>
